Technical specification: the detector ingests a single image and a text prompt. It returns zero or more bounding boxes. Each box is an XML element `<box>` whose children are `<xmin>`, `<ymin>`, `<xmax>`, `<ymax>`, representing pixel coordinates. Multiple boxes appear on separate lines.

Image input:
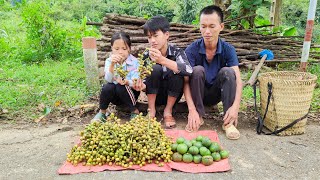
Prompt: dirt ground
<box><xmin>0</xmin><ymin>111</ymin><xmax>320</xmax><ymax>180</ymax></box>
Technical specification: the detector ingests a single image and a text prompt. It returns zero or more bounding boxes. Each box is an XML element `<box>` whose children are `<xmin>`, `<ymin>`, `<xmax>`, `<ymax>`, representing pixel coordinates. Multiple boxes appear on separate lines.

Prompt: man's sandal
<box><xmin>163</xmin><ymin>115</ymin><xmax>176</xmax><ymax>129</ymax></box>
<box><xmin>200</xmin><ymin>117</ymin><xmax>204</xmax><ymax>125</ymax></box>
<box><xmin>222</xmin><ymin>124</ymin><xmax>240</xmax><ymax>140</ymax></box>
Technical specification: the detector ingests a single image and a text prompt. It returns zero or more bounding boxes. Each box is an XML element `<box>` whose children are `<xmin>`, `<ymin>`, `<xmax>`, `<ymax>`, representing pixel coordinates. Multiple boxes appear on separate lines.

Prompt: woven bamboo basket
<box><xmin>258</xmin><ymin>71</ymin><xmax>317</xmax><ymax>136</ymax></box>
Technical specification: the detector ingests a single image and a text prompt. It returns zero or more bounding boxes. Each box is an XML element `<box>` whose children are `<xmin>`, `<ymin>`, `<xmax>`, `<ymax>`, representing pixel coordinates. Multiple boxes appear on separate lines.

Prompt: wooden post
<box><xmin>300</xmin><ymin>0</ymin><xmax>317</xmax><ymax>72</ymax></box>
<box><xmin>82</xmin><ymin>37</ymin><xmax>100</xmax><ymax>93</ymax></box>
<box><xmin>246</xmin><ymin>54</ymin><xmax>268</xmax><ymax>86</ymax></box>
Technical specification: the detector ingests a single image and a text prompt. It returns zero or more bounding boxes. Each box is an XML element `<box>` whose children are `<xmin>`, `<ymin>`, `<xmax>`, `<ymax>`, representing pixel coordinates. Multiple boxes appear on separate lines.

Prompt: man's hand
<box><xmin>111</xmin><ymin>54</ymin><xmax>124</xmax><ymax>64</ymax></box>
<box><xmin>186</xmin><ymin>109</ymin><xmax>201</xmax><ymax>132</ymax></box>
<box><xmin>223</xmin><ymin>105</ymin><xmax>239</xmax><ymax>127</ymax></box>
<box><xmin>149</xmin><ymin>48</ymin><xmax>165</xmax><ymax>64</ymax></box>
<box><xmin>132</xmin><ymin>79</ymin><xmax>146</xmax><ymax>91</ymax></box>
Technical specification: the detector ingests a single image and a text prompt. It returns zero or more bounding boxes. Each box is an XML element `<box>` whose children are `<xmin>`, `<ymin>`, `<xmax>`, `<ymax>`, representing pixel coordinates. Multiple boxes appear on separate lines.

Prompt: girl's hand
<box><xmin>111</xmin><ymin>54</ymin><xmax>124</xmax><ymax>64</ymax></box>
<box><xmin>116</xmin><ymin>77</ymin><xmax>127</xmax><ymax>85</ymax></box>
<box><xmin>132</xmin><ymin>79</ymin><xmax>146</xmax><ymax>91</ymax></box>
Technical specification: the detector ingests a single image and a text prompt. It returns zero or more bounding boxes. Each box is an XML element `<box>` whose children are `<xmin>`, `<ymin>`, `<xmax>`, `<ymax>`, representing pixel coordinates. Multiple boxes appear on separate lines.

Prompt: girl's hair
<box><xmin>110</xmin><ymin>31</ymin><xmax>132</xmax><ymax>49</ymax></box>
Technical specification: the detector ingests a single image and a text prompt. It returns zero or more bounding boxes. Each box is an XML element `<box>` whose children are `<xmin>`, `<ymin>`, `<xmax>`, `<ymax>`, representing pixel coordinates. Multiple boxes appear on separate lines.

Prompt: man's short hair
<box><xmin>143</xmin><ymin>16</ymin><xmax>170</xmax><ymax>35</ymax></box>
<box><xmin>200</xmin><ymin>5</ymin><xmax>224</xmax><ymax>23</ymax></box>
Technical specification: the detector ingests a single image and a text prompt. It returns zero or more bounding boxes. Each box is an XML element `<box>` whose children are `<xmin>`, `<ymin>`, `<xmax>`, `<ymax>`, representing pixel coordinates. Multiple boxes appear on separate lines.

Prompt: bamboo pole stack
<box><xmin>94</xmin><ymin>14</ymin><xmax>319</xmax><ymax>77</ymax></box>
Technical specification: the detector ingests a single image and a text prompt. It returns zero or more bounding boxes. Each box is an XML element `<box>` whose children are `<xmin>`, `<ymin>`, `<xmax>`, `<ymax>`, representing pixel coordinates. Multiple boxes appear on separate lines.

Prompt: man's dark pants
<box><xmin>190</xmin><ymin>66</ymin><xmax>236</xmax><ymax>117</ymax></box>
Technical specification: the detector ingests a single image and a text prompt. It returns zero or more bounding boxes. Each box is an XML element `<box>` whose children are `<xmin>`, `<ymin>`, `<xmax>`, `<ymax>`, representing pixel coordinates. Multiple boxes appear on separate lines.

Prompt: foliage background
<box><xmin>0</xmin><ymin>0</ymin><xmax>319</xmax><ymax>119</ymax></box>
<box><xmin>1</xmin><ymin>0</ymin><xmax>319</xmax><ymax>64</ymax></box>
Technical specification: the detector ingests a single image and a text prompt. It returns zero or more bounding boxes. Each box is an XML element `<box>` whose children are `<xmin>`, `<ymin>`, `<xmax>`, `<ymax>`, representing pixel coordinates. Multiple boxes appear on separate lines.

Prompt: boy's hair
<box><xmin>110</xmin><ymin>31</ymin><xmax>131</xmax><ymax>49</ymax></box>
<box><xmin>200</xmin><ymin>5</ymin><xmax>224</xmax><ymax>23</ymax></box>
<box><xmin>143</xmin><ymin>16</ymin><xmax>170</xmax><ymax>35</ymax></box>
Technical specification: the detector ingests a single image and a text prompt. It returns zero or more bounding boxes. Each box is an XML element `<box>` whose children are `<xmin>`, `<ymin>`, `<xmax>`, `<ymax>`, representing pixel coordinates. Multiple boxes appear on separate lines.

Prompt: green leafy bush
<box><xmin>174</xmin><ymin>0</ymin><xmax>212</xmax><ymax>24</ymax></box>
<box><xmin>20</xmin><ymin>1</ymin><xmax>72</xmax><ymax>62</ymax></box>
<box><xmin>104</xmin><ymin>0</ymin><xmax>175</xmax><ymax>21</ymax></box>
<box><xmin>9</xmin><ymin>0</ymin><xmax>98</xmax><ymax>64</ymax></box>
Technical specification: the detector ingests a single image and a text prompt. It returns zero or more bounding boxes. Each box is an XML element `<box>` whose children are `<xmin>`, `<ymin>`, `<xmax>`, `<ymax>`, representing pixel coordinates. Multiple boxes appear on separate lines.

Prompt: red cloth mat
<box><xmin>58</xmin><ymin>162</ymin><xmax>172</xmax><ymax>175</ymax></box>
<box><xmin>165</xmin><ymin>130</ymin><xmax>231</xmax><ymax>173</ymax></box>
<box><xmin>58</xmin><ymin>130</ymin><xmax>230</xmax><ymax>174</ymax></box>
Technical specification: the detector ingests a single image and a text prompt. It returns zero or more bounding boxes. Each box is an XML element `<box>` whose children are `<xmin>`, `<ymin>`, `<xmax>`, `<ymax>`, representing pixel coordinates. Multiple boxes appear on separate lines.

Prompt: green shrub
<box><xmin>104</xmin><ymin>0</ymin><xmax>175</xmax><ymax>21</ymax></box>
<box><xmin>19</xmin><ymin>0</ymin><xmax>99</xmax><ymax>63</ymax></box>
<box><xmin>20</xmin><ymin>1</ymin><xmax>69</xmax><ymax>62</ymax></box>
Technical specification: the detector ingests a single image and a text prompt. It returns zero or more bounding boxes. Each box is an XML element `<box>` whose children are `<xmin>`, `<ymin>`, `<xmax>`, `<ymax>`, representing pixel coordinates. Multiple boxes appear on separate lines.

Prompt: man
<box><xmin>133</xmin><ymin>16</ymin><xmax>193</xmax><ymax>128</ymax></box>
<box><xmin>184</xmin><ymin>5</ymin><xmax>242</xmax><ymax>139</ymax></box>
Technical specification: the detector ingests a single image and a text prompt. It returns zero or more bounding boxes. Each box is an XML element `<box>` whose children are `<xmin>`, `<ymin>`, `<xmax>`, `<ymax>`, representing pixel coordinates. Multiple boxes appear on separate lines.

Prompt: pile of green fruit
<box><xmin>171</xmin><ymin>135</ymin><xmax>229</xmax><ymax>166</ymax></box>
<box><xmin>66</xmin><ymin>113</ymin><xmax>173</xmax><ymax>168</ymax></box>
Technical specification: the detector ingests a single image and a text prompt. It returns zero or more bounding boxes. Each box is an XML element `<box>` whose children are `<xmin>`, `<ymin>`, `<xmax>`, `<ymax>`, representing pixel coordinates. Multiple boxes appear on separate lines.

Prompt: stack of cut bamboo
<box><xmin>94</xmin><ymin>14</ymin><xmax>318</xmax><ymax>77</ymax></box>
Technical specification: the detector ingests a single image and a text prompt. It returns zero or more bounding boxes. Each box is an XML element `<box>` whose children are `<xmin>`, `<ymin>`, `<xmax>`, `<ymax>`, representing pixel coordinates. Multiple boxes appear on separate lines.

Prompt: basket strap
<box><xmin>254</xmin><ymin>80</ymin><xmax>310</xmax><ymax>135</ymax></box>
<box><xmin>253</xmin><ymin>80</ymin><xmax>262</xmax><ymax>134</ymax></box>
<box><xmin>264</xmin><ymin>112</ymin><xmax>309</xmax><ymax>135</ymax></box>
<box><xmin>254</xmin><ymin>81</ymin><xmax>273</xmax><ymax>134</ymax></box>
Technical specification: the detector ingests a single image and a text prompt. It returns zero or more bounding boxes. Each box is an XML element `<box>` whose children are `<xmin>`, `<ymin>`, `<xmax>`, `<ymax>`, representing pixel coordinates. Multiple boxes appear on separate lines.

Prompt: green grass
<box><xmin>308</xmin><ymin>63</ymin><xmax>320</xmax><ymax>112</ymax></box>
<box><xmin>0</xmin><ymin>2</ymin><xmax>98</xmax><ymax>121</ymax></box>
<box><xmin>0</xmin><ymin>59</ymin><xmax>89</xmax><ymax>119</ymax></box>
<box><xmin>241</xmin><ymin>86</ymin><xmax>259</xmax><ymax>110</ymax></box>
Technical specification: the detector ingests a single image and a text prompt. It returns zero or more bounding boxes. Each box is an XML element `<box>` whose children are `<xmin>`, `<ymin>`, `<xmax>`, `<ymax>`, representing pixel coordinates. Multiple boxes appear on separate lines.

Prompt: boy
<box><xmin>134</xmin><ymin>16</ymin><xmax>193</xmax><ymax>128</ymax></box>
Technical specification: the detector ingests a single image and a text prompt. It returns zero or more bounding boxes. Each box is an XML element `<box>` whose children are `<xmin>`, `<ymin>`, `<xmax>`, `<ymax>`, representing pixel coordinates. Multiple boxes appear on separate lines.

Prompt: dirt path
<box><xmin>1</xmin><ymin>113</ymin><xmax>319</xmax><ymax>179</ymax></box>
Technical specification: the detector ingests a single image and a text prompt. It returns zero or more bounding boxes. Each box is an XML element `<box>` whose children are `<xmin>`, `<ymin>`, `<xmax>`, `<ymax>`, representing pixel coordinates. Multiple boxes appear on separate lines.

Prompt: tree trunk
<box><xmin>274</xmin><ymin>0</ymin><xmax>282</xmax><ymax>27</ymax></box>
<box><xmin>214</xmin><ymin>0</ymin><xmax>224</xmax><ymax>8</ymax></box>
<box><xmin>270</xmin><ymin>0</ymin><xmax>282</xmax><ymax>28</ymax></box>
<box><xmin>214</xmin><ymin>0</ymin><xmax>231</xmax><ymax>11</ymax></box>
<box><xmin>213</xmin><ymin>0</ymin><xmax>232</xmax><ymax>20</ymax></box>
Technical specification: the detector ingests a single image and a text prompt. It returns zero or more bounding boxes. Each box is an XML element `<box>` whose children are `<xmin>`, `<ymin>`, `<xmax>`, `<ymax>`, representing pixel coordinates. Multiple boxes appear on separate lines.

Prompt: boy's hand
<box><xmin>149</xmin><ymin>48</ymin><xmax>165</xmax><ymax>64</ymax></box>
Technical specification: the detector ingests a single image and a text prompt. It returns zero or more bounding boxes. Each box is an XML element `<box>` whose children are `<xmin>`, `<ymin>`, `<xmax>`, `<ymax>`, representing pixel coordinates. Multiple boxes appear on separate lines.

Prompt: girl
<box><xmin>92</xmin><ymin>32</ymin><xmax>140</xmax><ymax>122</ymax></box>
